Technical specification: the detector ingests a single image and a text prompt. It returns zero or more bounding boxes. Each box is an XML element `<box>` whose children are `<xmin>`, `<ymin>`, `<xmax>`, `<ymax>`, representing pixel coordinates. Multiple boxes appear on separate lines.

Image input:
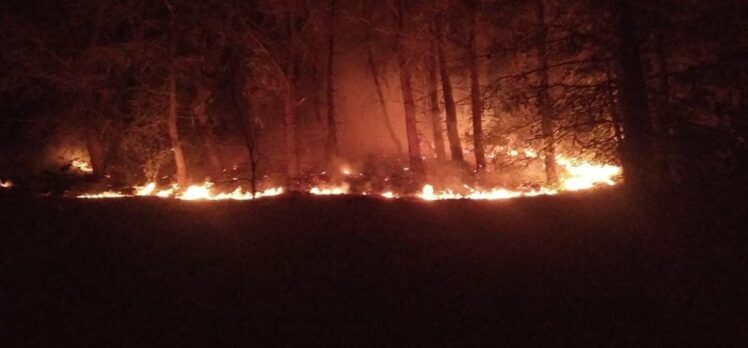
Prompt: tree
<box><xmin>435</xmin><ymin>8</ymin><xmax>464</xmax><ymax>164</ymax></box>
<box><xmin>365</xmin><ymin>27</ymin><xmax>404</xmax><ymax>155</ymax></box>
<box><xmin>467</xmin><ymin>0</ymin><xmax>486</xmax><ymax>171</ymax></box>
<box><xmin>192</xmin><ymin>82</ymin><xmax>222</xmax><ymax>180</ymax></box>
<box><xmin>427</xmin><ymin>25</ymin><xmax>446</xmax><ymax>161</ymax></box>
<box><xmin>534</xmin><ymin>0</ymin><xmax>558</xmax><ymax>184</ymax></box>
<box><xmin>325</xmin><ymin>0</ymin><xmax>339</xmax><ymax>168</ymax></box>
<box><xmin>613</xmin><ymin>0</ymin><xmax>656</xmax><ymax>190</ymax></box>
<box><xmin>396</xmin><ymin>0</ymin><xmax>425</xmax><ymax>177</ymax></box>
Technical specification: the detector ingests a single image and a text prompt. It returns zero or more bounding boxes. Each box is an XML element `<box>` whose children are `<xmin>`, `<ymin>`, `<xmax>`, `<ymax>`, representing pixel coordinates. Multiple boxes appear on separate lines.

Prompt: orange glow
<box><xmin>1</xmin><ymin>179</ymin><xmax>13</xmax><ymax>188</ymax></box>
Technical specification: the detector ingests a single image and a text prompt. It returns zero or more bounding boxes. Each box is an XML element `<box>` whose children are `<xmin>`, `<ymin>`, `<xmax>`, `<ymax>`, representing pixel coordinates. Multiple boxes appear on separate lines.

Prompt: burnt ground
<box><xmin>1</xmin><ymin>187</ymin><xmax>746</xmax><ymax>346</ymax></box>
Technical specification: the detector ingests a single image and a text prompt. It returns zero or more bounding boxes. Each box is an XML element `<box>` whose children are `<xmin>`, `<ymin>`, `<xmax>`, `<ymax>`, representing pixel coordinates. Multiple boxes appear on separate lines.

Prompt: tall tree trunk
<box><xmin>192</xmin><ymin>84</ymin><xmax>222</xmax><ymax>179</ymax></box>
<box><xmin>325</xmin><ymin>0</ymin><xmax>339</xmax><ymax>168</ymax></box>
<box><xmin>397</xmin><ymin>1</ymin><xmax>424</xmax><ymax>177</ymax></box>
<box><xmin>229</xmin><ymin>51</ymin><xmax>259</xmax><ymax>197</ymax></box>
<box><xmin>283</xmin><ymin>86</ymin><xmax>298</xmax><ymax>179</ymax></box>
<box><xmin>427</xmin><ymin>28</ymin><xmax>446</xmax><ymax>161</ymax></box>
<box><xmin>84</xmin><ymin>112</ymin><xmax>105</xmax><ymax>179</ymax></box>
<box><xmin>614</xmin><ymin>0</ymin><xmax>656</xmax><ymax>190</ymax></box>
<box><xmin>229</xmin><ymin>49</ymin><xmax>259</xmax><ymax>196</ymax></box>
<box><xmin>436</xmin><ymin>14</ymin><xmax>464</xmax><ymax>164</ymax></box>
<box><xmin>168</xmin><ymin>72</ymin><xmax>188</xmax><ymax>185</ymax></box>
<box><xmin>535</xmin><ymin>0</ymin><xmax>558</xmax><ymax>184</ymax></box>
<box><xmin>284</xmin><ymin>15</ymin><xmax>299</xmax><ymax>179</ymax></box>
<box><xmin>366</xmin><ymin>29</ymin><xmax>403</xmax><ymax>155</ymax></box>
<box><xmin>468</xmin><ymin>0</ymin><xmax>486</xmax><ymax>171</ymax></box>
<box><xmin>84</xmin><ymin>3</ymin><xmax>106</xmax><ymax>180</ymax></box>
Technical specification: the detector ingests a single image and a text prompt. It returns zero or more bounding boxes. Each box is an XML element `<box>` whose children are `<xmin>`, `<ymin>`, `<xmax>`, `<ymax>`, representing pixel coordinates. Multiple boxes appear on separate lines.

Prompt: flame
<box><xmin>178</xmin><ymin>183</ymin><xmax>214</xmax><ymax>200</ymax></box>
<box><xmin>77</xmin><ymin>191</ymin><xmax>129</xmax><ymax>199</ymax></box>
<box><xmin>79</xmin><ymin>181</ymin><xmax>282</xmax><ymax>201</ymax></box>
<box><xmin>419</xmin><ymin>184</ymin><xmax>556</xmax><ymax>201</ymax></box>
<box><xmin>175</xmin><ymin>183</ymin><xmax>284</xmax><ymax>201</ymax></box>
<box><xmin>380</xmin><ymin>191</ymin><xmax>397</xmax><ymax>199</ymax></box>
<box><xmin>74</xmin><ymin>148</ymin><xmax>620</xmax><ymax>201</ymax></box>
<box><xmin>340</xmin><ymin>165</ymin><xmax>353</xmax><ymax>176</ymax></box>
<box><xmin>134</xmin><ymin>182</ymin><xmax>156</xmax><ymax>196</ymax></box>
<box><xmin>556</xmin><ymin>156</ymin><xmax>622</xmax><ymax>191</ymax></box>
<box><xmin>71</xmin><ymin>159</ymin><xmax>94</xmax><ymax>173</ymax></box>
<box><xmin>1</xmin><ymin>179</ymin><xmax>13</xmax><ymax>188</ymax></box>
<box><xmin>309</xmin><ymin>183</ymin><xmax>350</xmax><ymax>195</ymax></box>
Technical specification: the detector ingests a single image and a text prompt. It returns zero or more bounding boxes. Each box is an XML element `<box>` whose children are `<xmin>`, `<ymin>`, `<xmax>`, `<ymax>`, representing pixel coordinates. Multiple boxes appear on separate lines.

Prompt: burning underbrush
<box><xmin>62</xmin><ymin>148</ymin><xmax>622</xmax><ymax>201</ymax></box>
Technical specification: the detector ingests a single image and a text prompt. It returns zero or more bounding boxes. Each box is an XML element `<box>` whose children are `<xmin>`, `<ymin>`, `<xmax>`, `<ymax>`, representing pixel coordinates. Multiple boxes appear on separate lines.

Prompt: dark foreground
<box><xmin>1</xmin><ymin>188</ymin><xmax>746</xmax><ymax>346</ymax></box>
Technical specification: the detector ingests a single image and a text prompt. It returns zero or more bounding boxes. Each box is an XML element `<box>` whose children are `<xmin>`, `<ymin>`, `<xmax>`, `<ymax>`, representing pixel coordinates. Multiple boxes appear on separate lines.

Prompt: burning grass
<box><xmin>73</xmin><ymin>149</ymin><xmax>622</xmax><ymax>201</ymax></box>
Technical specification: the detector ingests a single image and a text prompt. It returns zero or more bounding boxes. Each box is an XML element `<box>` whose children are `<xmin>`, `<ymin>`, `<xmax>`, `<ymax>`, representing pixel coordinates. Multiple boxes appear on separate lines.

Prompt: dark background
<box><xmin>2</xmin><ymin>188</ymin><xmax>746</xmax><ymax>346</ymax></box>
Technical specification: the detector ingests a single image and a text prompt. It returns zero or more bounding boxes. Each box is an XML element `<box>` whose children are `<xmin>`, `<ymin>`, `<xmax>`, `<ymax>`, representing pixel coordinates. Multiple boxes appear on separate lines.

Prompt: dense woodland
<box><xmin>0</xmin><ymin>0</ymin><xmax>746</xmax><ymax>193</ymax></box>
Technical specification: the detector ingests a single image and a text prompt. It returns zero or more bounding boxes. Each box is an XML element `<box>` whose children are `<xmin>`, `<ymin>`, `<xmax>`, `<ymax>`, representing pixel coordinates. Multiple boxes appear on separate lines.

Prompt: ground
<box><xmin>1</xmin><ymin>187</ymin><xmax>746</xmax><ymax>346</ymax></box>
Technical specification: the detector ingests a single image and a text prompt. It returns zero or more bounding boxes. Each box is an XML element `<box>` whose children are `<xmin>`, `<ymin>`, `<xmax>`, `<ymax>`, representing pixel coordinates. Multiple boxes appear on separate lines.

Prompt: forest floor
<box><xmin>1</xmin><ymin>186</ymin><xmax>746</xmax><ymax>346</ymax></box>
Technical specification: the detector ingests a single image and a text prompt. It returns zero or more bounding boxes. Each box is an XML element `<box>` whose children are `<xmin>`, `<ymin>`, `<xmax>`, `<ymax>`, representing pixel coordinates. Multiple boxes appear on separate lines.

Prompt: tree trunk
<box><xmin>284</xmin><ymin>15</ymin><xmax>299</xmax><ymax>179</ymax></box>
<box><xmin>192</xmin><ymin>84</ymin><xmax>222</xmax><ymax>179</ymax></box>
<box><xmin>427</xmin><ymin>29</ymin><xmax>446</xmax><ymax>161</ymax></box>
<box><xmin>366</xmin><ymin>29</ymin><xmax>403</xmax><ymax>155</ymax></box>
<box><xmin>168</xmin><ymin>72</ymin><xmax>188</xmax><ymax>185</ymax></box>
<box><xmin>229</xmin><ymin>49</ymin><xmax>259</xmax><ymax>196</ymax></box>
<box><xmin>397</xmin><ymin>1</ymin><xmax>424</xmax><ymax>177</ymax></box>
<box><xmin>614</xmin><ymin>0</ymin><xmax>656</xmax><ymax>190</ymax></box>
<box><xmin>535</xmin><ymin>0</ymin><xmax>558</xmax><ymax>184</ymax></box>
<box><xmin>283</xmin><ymin>86</ymin><xmax>298</xmax><ymax>179</ymax></box>
<box><xmin>325</xmin><ymin>0</ymin><xmax>339</xmax><ymax>168</ymax></box>
<box><xmin>468</xmin><ymin>0</ymin><xmax>486</xmax><ymax>171</ymax></box>
<box><xmin>83</xmin><ymin>3</ymin><xmax>106</xmax><ymax>180</ymax></box>
<box><xmin>84</xmin><ymin>113</ymin><xmax>106</xmax><ymax>179</ymax></box>
<box><xmin>436</xmin><ymin>14</ymin><xmax>464</xmax><ymax>164</ymax></box>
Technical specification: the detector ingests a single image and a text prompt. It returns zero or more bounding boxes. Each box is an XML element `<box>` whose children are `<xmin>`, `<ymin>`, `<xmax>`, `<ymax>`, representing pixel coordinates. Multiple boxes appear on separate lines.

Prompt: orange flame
<box><xmin>419</xmin><ymin>184</ymin><xmax>556</xmax><ymax>201</ymax></box>
<box><xmin>71</xmin><ymin>159</ymin><xmax>94</xmax><ymax>173</ymax></box>
<box><xmin>309</xmin><ymin>183</ymin><xmax>350</xmax><ymax>195</ymax></box>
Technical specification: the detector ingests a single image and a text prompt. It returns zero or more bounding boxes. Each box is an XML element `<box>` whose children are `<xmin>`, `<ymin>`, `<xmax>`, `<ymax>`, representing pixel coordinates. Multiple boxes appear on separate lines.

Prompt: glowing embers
<box><xmin>419</xmin><ymin>184</ymin><xmax>556</xmax><ymax>201</ymax></box>
<box><xmin>0</xmin><ymin>179</ymin><xmax>12</xmax><ymax>189</ymax></box>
